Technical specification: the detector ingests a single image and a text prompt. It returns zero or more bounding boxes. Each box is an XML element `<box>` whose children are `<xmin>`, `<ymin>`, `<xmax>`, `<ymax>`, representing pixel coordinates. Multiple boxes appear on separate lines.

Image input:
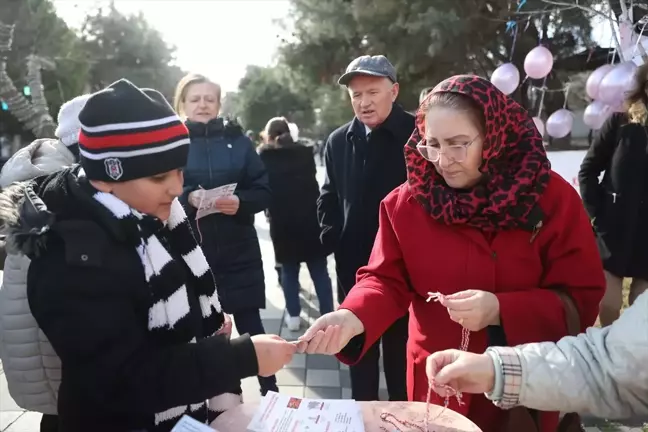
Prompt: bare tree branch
<box><xmin>518</xmin><ymin>0</ymin><xmax>624</xmax><ymax>58</ymax></box>
<box><xmin>539</xmin><ymin>0</ymin><xmax>613</xmax><ymax>21</ymax></box>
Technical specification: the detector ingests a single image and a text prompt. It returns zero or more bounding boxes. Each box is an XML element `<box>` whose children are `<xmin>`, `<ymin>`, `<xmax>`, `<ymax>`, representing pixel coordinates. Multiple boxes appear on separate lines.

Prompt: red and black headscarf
<box><xmin>404</xmin><ymin>75</ymin><xmax>551</xmax><ymax>232</ymax></box>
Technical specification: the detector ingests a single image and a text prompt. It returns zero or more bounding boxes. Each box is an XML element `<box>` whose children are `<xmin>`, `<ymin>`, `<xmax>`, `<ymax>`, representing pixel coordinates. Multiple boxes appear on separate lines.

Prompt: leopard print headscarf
<box><xmin>404</xmin><ymin>75</ymin><xmax>551</xmax><ymax>231</ymax></box>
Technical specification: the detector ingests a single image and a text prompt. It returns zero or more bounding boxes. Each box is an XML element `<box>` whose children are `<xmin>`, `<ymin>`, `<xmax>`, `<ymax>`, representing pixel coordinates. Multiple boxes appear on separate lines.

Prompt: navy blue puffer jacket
<box><xmin>182</xmin><ymin>118</ymin><xmax>270</xmax><ymax>313</ymax></box>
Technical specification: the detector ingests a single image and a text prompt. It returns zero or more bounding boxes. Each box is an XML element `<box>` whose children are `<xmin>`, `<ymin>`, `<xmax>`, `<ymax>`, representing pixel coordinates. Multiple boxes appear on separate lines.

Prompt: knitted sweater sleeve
<box><xmin>26</xmin><ymin>247</ymin><xmax>258</xmax><ymax>417</ymax></box>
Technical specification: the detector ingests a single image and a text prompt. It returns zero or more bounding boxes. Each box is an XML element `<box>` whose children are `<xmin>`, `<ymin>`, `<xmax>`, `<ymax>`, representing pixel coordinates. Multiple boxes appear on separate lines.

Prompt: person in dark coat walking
<box><xmin>317</xmin><ymin>55</ymin><xmax>411</xmax><ymax>402</ymax></box>
<box><xmin>578</xmin><ymin>62</ymin><xmax>648</xmax><ymax>327</ymax></box>
<box><xmin>259</xmin><ymin>117</ymin><xmax>334</xmax><ymax>332</ymax></box>
<box><xmin>3</xmin><ymin>79</ymin><xmax>295</xmax><ymax>432</ymax></box>
<box><xmin>174</xmin><ymin>73</ymin><xmax>277</xmax><ymax>395</ymax></box>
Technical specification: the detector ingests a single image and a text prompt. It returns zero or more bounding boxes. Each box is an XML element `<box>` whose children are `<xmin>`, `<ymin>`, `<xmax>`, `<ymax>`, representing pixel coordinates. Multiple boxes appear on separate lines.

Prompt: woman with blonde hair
<box><xmin>579</xmin><ymin>61</ymin><xmax>648</xmax><ymax>326</ymax></box>
<box><xmin>174</xmin><ymin>73</ymin><xmax>277</xmax><ymax>395</ymax></box>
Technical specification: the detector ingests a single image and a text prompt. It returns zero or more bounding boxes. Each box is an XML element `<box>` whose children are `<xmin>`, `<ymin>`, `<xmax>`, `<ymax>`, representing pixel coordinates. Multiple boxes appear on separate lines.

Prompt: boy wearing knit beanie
<box><xmin>0</xmin><ymin>79</ymin><xmax>296</xmax><ymax>432</ymax></box>
<box><xmin>0</xmin><ymin>92</ymin><xmax>89</xmax><ymax>432</ymax></box>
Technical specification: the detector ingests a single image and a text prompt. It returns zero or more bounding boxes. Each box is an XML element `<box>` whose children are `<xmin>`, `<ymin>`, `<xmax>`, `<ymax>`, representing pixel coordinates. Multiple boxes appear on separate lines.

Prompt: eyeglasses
<box><xmin>416</xmin><ymin>136</ymin><xmax>478</xmax><ymax>163</ymax></box>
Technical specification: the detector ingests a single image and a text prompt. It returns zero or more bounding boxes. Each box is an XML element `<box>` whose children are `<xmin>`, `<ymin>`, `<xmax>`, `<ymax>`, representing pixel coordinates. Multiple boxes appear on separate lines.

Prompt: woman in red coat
<box><xmin>298</xmin><ymin>75</ymin><xmax>605</xmax><ymax>432</ymax></box>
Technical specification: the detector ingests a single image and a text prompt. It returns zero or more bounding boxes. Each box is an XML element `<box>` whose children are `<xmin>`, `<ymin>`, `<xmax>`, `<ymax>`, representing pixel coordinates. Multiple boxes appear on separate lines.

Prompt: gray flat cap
<box><xmin>338</xmin><ymin>55</ymin><xmax>397</xmax><ymax>86</ymax></box>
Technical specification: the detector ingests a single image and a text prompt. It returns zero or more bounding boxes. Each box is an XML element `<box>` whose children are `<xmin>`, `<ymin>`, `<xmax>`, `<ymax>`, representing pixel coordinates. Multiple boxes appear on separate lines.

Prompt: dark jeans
<box><xmin>233</xmin><ymin>308</ymin><xmax>278</xmax><ymax>395</ymax></box>
<box><xmin>350</xmin><ymin>314</ymin><xmax>409</xmax><ymax>401</ymax></box>
<box><xmin>40</xmin><ymin>414</ymin><xmax>58</xmax><ymax>432</ymax></box>
<box><xmin>281</xmin><ymin>257</ymin><xmax>334</xmax><ymax>317</ymax></box>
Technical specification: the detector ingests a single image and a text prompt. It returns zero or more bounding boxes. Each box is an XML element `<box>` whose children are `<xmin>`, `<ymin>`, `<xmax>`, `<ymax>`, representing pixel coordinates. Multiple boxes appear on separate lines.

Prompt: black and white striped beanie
<box><xmin>78</xmin><ymin>79</ymin><xmax>190</xmax><ymax>182</ymax></box>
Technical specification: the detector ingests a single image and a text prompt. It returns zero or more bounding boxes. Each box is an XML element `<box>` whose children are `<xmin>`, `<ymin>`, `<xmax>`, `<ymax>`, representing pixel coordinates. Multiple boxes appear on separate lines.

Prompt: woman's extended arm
<box><xmin>336</xmin><ymin>192</ymin><xmax>413</xmax><ymax>364</ymax></box>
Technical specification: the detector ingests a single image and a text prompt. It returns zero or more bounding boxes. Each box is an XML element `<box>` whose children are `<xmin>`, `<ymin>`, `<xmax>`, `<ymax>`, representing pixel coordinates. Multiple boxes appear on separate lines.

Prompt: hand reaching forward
<box><xmin>426</xmin><ymin>349</ymin><xmax>496</xmax><ymax>396</ymax></box>
<box><xmin>250</xmin><ymin>334</ymin><xmax>297</xmax><ymax>377</ymax></box>
<box><xmin>296</xmin><ymin>309</ymin><xmax>365</xmax><ymax>355</ymax></box>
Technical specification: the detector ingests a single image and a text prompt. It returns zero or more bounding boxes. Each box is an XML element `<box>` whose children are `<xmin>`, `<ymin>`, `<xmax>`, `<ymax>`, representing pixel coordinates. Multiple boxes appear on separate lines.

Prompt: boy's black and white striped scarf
<box><xmin>92</xmin><ymin>190</ymin><xmax>242</xmax><ymax>430</ymax></box>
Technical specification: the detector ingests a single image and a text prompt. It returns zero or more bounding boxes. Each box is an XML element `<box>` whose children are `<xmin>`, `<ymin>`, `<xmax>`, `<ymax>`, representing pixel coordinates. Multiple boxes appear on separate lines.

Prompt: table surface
<box><xmin>210</xmin><ymin>400</ymin><xmax>482</xmax><ymax>432</ymax></box>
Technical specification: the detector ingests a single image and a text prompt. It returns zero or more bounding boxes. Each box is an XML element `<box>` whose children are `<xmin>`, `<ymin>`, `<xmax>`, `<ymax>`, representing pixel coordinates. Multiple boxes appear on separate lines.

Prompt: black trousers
<box><xmin>337</xmin><ymin>272</ymin><xmax>408</xmax><ymax>401</ymax></box>
<box><xmin>349</xmin><ymin>314</ymin><xmax>408</xmax><ymax>401</ymax></box>
<box><xmin>233</xmin><ymin>308</ymin><xmax>278</xmax><ymax>395</ymax></box>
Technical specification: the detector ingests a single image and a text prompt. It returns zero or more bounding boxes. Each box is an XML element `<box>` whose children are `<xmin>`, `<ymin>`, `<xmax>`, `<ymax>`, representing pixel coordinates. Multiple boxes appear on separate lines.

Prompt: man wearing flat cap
<box><xmin>317</xmin><ymin>55</ymin><xmax>413</xmax><ymax>401</ymax></box>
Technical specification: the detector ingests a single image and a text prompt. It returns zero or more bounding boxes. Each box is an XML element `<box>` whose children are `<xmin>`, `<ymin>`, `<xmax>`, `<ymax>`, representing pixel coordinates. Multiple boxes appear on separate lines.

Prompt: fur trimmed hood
<box><xmin>0</xmin><ymin>138</ymin><xmax>77</xmax><ymax>256</ymax></box>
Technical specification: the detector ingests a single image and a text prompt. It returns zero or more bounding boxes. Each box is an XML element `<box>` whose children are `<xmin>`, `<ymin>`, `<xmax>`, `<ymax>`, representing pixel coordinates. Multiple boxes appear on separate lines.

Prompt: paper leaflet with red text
<box><xmin>247</xmin><ymin>391</ymin><xmax>365</xmax><ymax>432</ymax></box>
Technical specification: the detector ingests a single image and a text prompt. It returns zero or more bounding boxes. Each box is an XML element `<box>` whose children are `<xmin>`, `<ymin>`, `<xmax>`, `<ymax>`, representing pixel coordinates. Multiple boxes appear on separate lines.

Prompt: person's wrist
<box><xmin>490</xmin><ymin>314</ymin><xmax>501</xmax><ymax>326</ymax></box>
<box><xmin>340</xmin><ymin>309</ymin><xmax>365</xmax><ymax>337</ymax></box>
<box><xmin>484</xmin><ymin>350</ymin><xmax>502</xmax><ymax>400</ymax></box>
<box><xmin>490</xmin><ymin>296</ymin><xmax>501</xmax><ymax>326</ymax></box>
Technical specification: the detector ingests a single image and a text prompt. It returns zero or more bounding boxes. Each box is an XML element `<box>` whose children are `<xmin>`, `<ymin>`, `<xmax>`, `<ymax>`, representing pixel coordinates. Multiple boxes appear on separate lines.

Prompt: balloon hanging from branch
<box><xmin>597</xmin><ymin>61</ymin><xmax>638</xmax><ymax>107</ymax></box>
<box><xmin>585</xmin><ymin>64</ymin><xmax>615</xmax><ymax>100</ymax></box>
<box><xmin>490</xmin><ymin>21</ymin><xmax>521</xmax><ymax>96</ymax></box>
<box><xmin>545</xmin><ymin>83</ymin><xmax>574</xmax><ymax>139</ymax></box>
<box><xmin>583</xmin><ymin>100</ymin><xmax>611</xmax><ymax>130</ymax></box>
<box><xmin>490</xmin><ymin>63</ymin><xmax>520</xmax><ymax>95</ymax></box>
<box><xmin>489</xmin><ymin>44</ymin><xmax>555</xmax><ymax>104</ymax></box>
<box><xmin>524</xmin><ymin>46</ymin><xmax>554</xmax><ymax>79</ymax></box>
<box><xmin>546</xmin><ymin>109</ymin><xmax>574</xmax><ymax>139</ymax></box>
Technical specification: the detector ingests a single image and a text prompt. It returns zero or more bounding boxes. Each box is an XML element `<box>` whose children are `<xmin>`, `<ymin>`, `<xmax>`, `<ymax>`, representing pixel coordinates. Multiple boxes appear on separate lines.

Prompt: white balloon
<box><xmin>598</xmin><ymin>61</ymin><xmax>637</xmax><ymax>106</ymax></box>
<box><xmin>490</xmin><ymin>63</ymin><xmax>520</xmax><ymax>95</ymax></box>
<box><xmin>583</xmin><ymin>101</ymin><xmax>611</xmax><ymax>130</ymax></box>
<box><xmin>524</xmin><ymin>46</ymin><xmax>554</xmax><ymax>79</ymax></box>
<box><xmin>585</xmin><ymin>64</ymin><xmax>614</xmax><ymax>100</ymax></box>
<box><xmin>546</xmin><ymin>109</ymin><xmax>574</xmax><ymax>139</ymax></box>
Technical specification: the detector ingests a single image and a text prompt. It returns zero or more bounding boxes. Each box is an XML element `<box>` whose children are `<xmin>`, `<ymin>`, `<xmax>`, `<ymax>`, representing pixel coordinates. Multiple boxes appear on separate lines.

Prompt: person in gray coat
<box><xmin>426</xmin><ymin>291</ymin><xmax>648</xmax><ymax>419</ymax></box>
<box><xmin>0</xmin><ymin>93</ymin><xmax>90</xmax><ymax>432</ymax></box>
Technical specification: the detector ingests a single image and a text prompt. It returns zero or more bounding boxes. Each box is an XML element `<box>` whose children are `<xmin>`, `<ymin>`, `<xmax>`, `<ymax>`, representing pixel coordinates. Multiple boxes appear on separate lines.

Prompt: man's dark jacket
<box><xmin>317</xmin><ymin>103</ymin><xmax>415</xmax><ymax>297</ymax></box>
